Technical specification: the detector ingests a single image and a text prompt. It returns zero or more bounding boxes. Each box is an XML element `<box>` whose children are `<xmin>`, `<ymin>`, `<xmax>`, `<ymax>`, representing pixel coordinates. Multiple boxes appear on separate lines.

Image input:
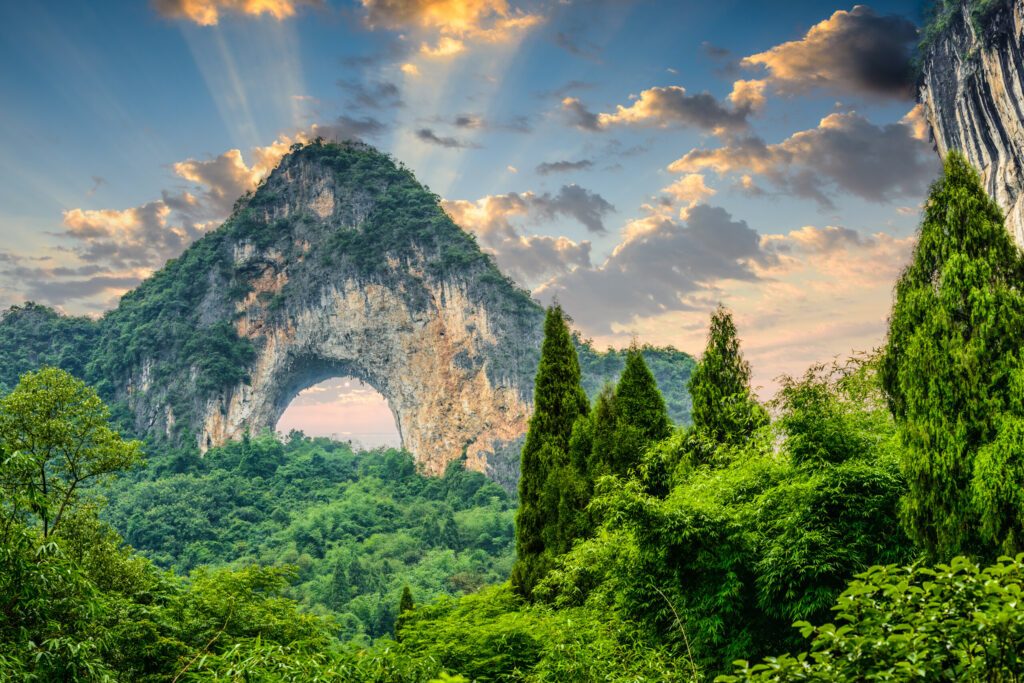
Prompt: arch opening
<box><xmin>276</xmin><ymin>376</ymin><xmax>402</xmax><ymax>450</ymax></box>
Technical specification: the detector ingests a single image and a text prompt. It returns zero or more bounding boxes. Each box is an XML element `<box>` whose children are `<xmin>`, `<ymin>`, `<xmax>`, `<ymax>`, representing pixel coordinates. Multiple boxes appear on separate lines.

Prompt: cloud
<box><xmin>152</xmin><ymin>0</ymin><xmax>320</xmax><ymax>25</ymax></box>
<box><xmin>668</xmin><ymin>111</ymin><xmax>939</xmax><ymax>208</ymax></box>
<box><xmin>536</xmin><ymin>159</ymin><xmax>594</xmax><ymax>175</ymax></box>
<box><xmin>338</xmin><ymin>79</ymin><xmax>403</xmax><ymax>110</ymax></box>
<box><xmin>719</xmin><ymin>224</ymin><xmax>916</xmax><ymax>388</ymax></box>
<box><xmin>741</xmin><ymin>5</ymin><xmax>918</xmax><ymax>99</ymax></box>
<box><xmin>86</xmin><ymin>176</ymin><xmax>106</xmax><ymax>197</ymax></box>
<box><xmin>544</xmin><ymin>216</ymin><xmax>917</xmax><ymax>394</ymax></box>
<box><xmin>443</xmin><ymin>193</ymin><xmax>593</xmax><ymax>287</ymax></box>
<box><xmin>561</xmin><ymin>97</ymin><xmax>601</xmax><ymax>131</ymax></box>
<box><xmin>172</xmin><ymin>150</ymin><xmax>263</xmax><ymax>217</ymax></box>
<box><xmin>447</xmin><ymin>113</ymin><xmax>531</xmax><ymax>133</ymax></box>
<box><xmin>537</xmin><ymin>204</ymin><xmax>770</xmax><ymax>332</ymax></box>
<box><xmin>702</xmin><ymin>42</ymin><xmax>731</xmax><ymax>59</ymax></box>
<box><xmin>539</xmin><ymin>80</ymin><xmax>595</xmax><ymax>100</ymax></box>
<box><xmin>901</xmin><ymin>103</ymin><xmax>930</xmax><ymax>142</ymax></box>
<box><xmin>734</xmin><ymin>174</ymin><xmax>767</xmax><ymax>197</ymax></box>
<box><xmin>453</xmin><ymin>114</ymin><xmax>484</xmax><ymax>129</ymax></box>
<box><xmin>313</xmin><ymin>115</ymin><xmax>388</xmax><ymax>140</ymax></box>
<box><xmin>565</xmin><ymin>85</ymin><xmax>758</xmax><ymax>135</ymax></box>
<box><xmin>661</xmin><ymin>173</ymin><xmax>716</xmax><ymax>211</ymax></box>
<box><xmin>0</xmin><ymin>251</ymin><xmax>153</xmax><ymax>310</ymax></box>
<box><xmin>555</xmin><ymin>30</ymin><xmax>599</xmax><ymax>59</ymax></box>
<box><xmin>61</xmin><ymin>200</ymin><xmax>215</xmax><ymax>271</ymax></box>
<box><xmin>760</xmin><ymin>224</ymin><xmax>913</xmax><ymax>285</ymax></box>
<box><xmin>342</xmin><ymin>36</ymin><xmax>412</xmax><ymax>67</ymax></box>
<box><xmin>444</xmin><ymin>183</ymin><xmax>614</xmax><ymax>236</ymax></box>
<box><xmin>359</xmin><ymin>0</ymin><xmax>543</xmax><ymax>48</ymax></box>
<box><xmin>727</xmin><ymin>79</ymin><xmax>767</xmax><ymax>113</ymax></box>
<box><xmin>415</xmin><ymin>127</ymin><xmax>478</xmax><ymax>149</ymax></box>
<box><xmin>534</xmin><ymin>184</ymin><xmax>614</xmax><ymax>233</ymax></box>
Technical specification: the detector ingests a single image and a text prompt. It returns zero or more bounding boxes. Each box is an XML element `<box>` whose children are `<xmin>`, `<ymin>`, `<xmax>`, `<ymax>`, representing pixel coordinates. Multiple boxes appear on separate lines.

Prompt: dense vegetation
<box><xmin>4</xmin><ymin>151</ymin><xmax>1024</xmax><ymax>681</ymax></box>
<box><xmin>0</xmin><ymin>302</ymin><xmax>99</xmax><ymax>393</ymax></box>
<box><xmin>102</xmin><ymin>432</ymin><xmax>515</xmax><ymax>641</ymax></box>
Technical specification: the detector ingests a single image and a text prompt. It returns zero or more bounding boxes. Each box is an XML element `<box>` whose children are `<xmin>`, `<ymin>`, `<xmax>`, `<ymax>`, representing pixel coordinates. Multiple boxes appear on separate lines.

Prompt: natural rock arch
<box><xmin>200</xmin><ymin>264</ymin><xmax>536</xmax><ymax>475</ymax></box>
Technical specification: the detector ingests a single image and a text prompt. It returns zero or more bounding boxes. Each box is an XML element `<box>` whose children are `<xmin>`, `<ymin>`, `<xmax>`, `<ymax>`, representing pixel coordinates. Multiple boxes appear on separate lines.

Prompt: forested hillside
<box><xmin>102</xmin><ymin>433</ymin><xmax>515</xmax><ymax>641</ymax></box>
<box><xmin>3</xmin><ymin>154</ymin><xmax>1024</xmax><ymax>681</ymax></box>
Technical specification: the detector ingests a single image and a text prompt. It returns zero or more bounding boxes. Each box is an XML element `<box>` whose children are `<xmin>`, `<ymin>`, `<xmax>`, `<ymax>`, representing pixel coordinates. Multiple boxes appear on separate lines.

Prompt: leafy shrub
<box><xmin>722</xmin><ymin>555</ymin><xmax>1024</xmax><ymax>681</ymax></box>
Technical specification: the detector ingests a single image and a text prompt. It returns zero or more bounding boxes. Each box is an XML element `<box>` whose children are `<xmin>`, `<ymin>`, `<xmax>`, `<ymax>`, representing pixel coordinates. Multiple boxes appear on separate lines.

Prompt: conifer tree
<box><xmin>587</xmin><ymin>383</ymin><xmax>618</xmax><ymax>479</ymax></box>
<box><xmin>881</xmin><ymin>152</ymin><xmax>1024</xmax><ymax>560</ymax></box>
<box><xmin>609</xmin><ymin>346</ymin><xmax>672</xmax><ymax>476</ymax></box>
<box><xmin>512</xmin><ymin>305</ymin><xmax>589</xmax><ymax>598</ymax></box>
<box><xmin>688</xmin><ymin>305</ymin><xmax>767</xmax><ymax>449</ymax></box>
<box><xmin>395</xmin><ymin>585</ymin><xmax>414</xmax><ymax>640</ymax></box>
<box><xmin>399</xmin><ymin>584</ymin><xmax>414</xmax><ymax>614</ymax></box>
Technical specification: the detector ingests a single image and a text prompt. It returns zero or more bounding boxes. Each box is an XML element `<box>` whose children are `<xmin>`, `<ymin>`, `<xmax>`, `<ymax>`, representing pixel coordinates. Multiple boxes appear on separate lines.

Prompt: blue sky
<box><xmin>0</xmin><ymin>0</ymin><xmax>940</xmax><ymax>440</ymax></box>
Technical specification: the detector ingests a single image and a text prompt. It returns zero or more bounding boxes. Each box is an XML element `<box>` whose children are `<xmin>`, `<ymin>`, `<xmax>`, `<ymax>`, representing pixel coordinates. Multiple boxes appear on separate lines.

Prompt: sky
<box><xmin>0</xmin><ymin>0</ymin><xmax>940</xmax><ymax>442</ymax></box>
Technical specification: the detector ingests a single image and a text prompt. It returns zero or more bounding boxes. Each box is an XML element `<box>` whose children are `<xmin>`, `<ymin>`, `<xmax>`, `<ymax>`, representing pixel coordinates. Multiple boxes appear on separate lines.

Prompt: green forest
<box><xmin>3</xmin><ymin>152</ymin><xmax>1024</xmax><ymax>681</ymax></box>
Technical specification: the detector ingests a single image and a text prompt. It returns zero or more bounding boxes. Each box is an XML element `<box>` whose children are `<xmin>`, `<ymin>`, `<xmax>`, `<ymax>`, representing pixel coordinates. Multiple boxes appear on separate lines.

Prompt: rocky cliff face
<box><xmin>919</xmin><ymin>0</ymin><xmax>1024</xmax><ymax>242</ymax></box>
<box><xmin>97</xmin><ymin>141</ymin><xmax>543</xmax><ymax>477</ymax></box>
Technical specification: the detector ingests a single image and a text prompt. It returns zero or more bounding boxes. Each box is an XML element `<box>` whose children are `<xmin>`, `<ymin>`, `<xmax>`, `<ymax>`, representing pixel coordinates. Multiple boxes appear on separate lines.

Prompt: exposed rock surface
<box><xmin>920</xmin><ymin>0</ymin><xmax>1024</xmax><ymax>242</ymax></box>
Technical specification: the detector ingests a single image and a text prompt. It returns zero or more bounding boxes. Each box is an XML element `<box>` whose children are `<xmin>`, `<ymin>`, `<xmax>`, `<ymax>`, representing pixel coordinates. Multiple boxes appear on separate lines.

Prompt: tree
<box><xmin>0</xmin><ymin>366</ymin><xmax>143</xmax><ymax>539</ymax></box>
<box><xmin>399</xmin><ymin>584</ymin><xmax>415</xmax><ymax>614</ymax></box>
<box><xmin>688</xmin><ymin>306</ymin><xmax>767</xmax><ymax>451</ymax></box>
<box><xmin>396</xmin><ymin>585</ymin><xmax>415</xmax><ymax>640</ymax></box>
<box><xmin>880</xmin><ymin>152</ymin><xmax>1024</xmax><ymax>560</ymax></box>
<box><xmin>587</xmin><ymin>384</ymin><xmax>617</xmax><ymax>479</ymax></box>
<box><xmin>512</xmin><ymin>305</ymin><xmax>589</xmax><ymax>599</ymax></box>
<box><xmin>607</xmin><ymin>346</ymin><xmax>672</xmax><ymax>477</ymax></box>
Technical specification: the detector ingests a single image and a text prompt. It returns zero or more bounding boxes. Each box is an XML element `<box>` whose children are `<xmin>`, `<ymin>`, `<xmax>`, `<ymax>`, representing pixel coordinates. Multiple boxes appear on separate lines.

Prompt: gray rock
<box><xmin>920</xmin><ymin>0</ymin><xmax>1024</xmax><ymax>243</ymax></box>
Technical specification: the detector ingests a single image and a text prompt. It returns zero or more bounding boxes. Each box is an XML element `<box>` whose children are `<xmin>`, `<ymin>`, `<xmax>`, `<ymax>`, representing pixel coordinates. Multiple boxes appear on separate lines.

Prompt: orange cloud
<box><xmin>727</xmin><ymin>79</ymin><xmax>767</xmax><ymax>113</ymax></box>
<box><xmin>153</xmin><ymin>0</ymin><xmax>320</xmax><ymax>25</ymax></box>
<box><xmin>361</xmin><ymin>0</ymin><xmax>542</xmax><ymax>50</ymax></box>
<box><xmin>661</xmin><ymin>173</ymin><xmax>716</xmax><ymax>212</ymax></box>
<box><xmin>420</xmin><ymin>36</ymin><xmax>466</xmax><ymax>57</ymax></box>
<box><xmin>901</xmin><ymin>103</ymin><xmax>930</xmax><ymax>142</ymax></box>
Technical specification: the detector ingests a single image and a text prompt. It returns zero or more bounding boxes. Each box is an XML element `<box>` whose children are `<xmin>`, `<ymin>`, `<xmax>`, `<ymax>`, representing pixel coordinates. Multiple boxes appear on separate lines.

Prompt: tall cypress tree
<box><xmin>399</xmin><ymin>585</ymin><xmax>414</xmax><ymax>614</ymax></box>
<box><xmin>512</xmin><ymin>304</ymin><xmax>589</xmax><ymax>598</ymax></box>
<box><xmin>881</xmin><ymin>152</ymin><xmax>1024</xmax><ymax>561</ymax></box>
<box><xmin>395</xmin><ymin>585</ymin><xmax>415</xmax><ymax>640</ymax></box>
<box><xmin>688</xmin><ymin>305</ymin><xmax>767</xmax><ymax>448</ymax></box>
<box><xmin>609</xmin><ymin>346</ymin><xmax>672</xmax><ymax>477</ymax></box>
<box><xmin>587</xmin><ymin>383</ymin><xmax>618</xmax><ymax>479</ymax></box>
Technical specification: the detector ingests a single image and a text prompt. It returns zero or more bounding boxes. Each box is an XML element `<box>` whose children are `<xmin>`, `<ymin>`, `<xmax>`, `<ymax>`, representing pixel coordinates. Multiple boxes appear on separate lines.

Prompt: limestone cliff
<box><xmin>919</xmin><ymin>0</ymin><xmax>1024</xmax><ymax>242</ymax></box>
